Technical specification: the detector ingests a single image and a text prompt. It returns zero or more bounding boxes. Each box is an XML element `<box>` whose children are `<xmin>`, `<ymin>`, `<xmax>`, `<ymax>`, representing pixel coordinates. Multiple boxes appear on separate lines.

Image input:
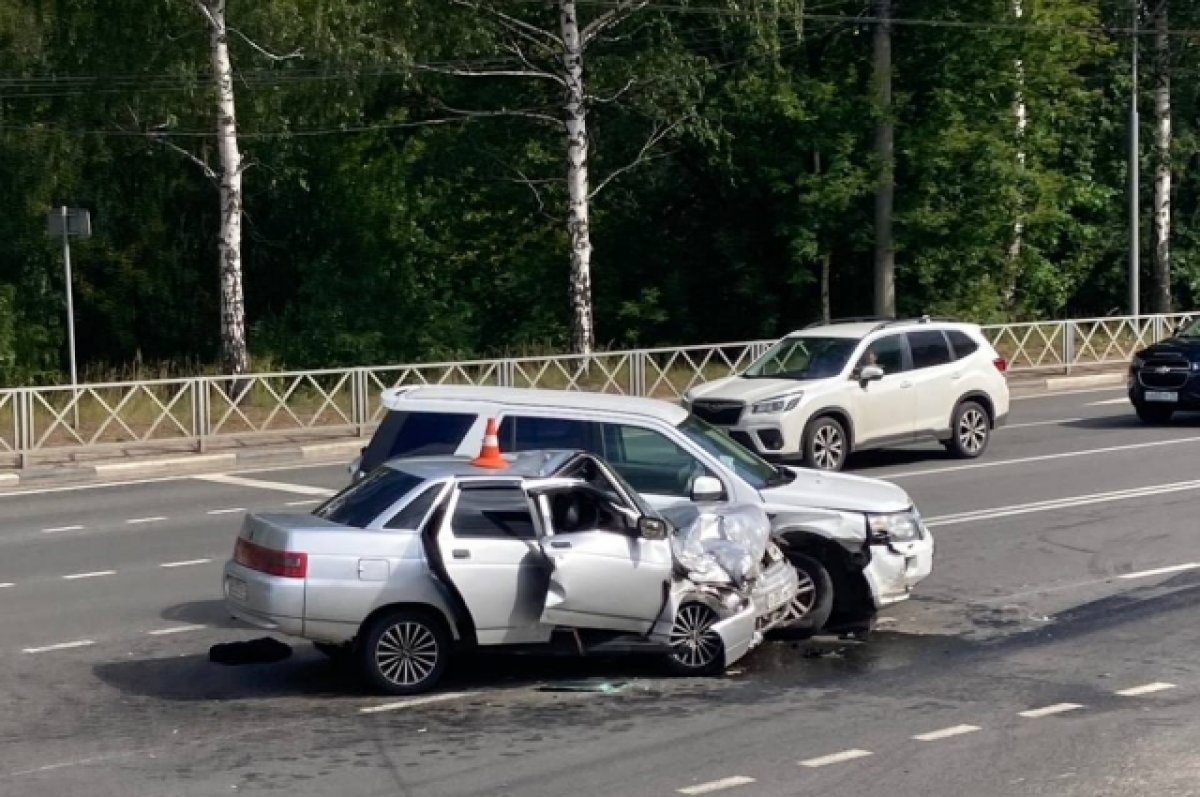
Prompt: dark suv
<box><xmin>1129</xmin><ymin>316</ymin><xmax>1200</xmax><ymax>423</ymax></box>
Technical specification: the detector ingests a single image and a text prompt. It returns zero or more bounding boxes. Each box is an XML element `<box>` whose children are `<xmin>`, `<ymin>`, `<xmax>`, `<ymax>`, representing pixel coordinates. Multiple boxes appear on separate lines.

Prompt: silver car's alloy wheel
<box><xmin>811</xmin><ymin>424</ymin><xmax>845</xmax><ymax>470</ymax></box>
<box><xmin>957</xmin><ymin>408</ymin><xmax>988</xmax><ymax>454</ymax></box>
<box><xmin>375</xmin><ymin>621</ymin><xmax>440</xmax><ymax>688</ymax></box>
<box><xmin>669</xmin><ymin>603</ymin><xmax>722</xmax><ymax>670</ymax></box>
<box><xmin>783</xmin><ymin>569</ymin><xmax>817</xmax><ymax>622</ymax></box>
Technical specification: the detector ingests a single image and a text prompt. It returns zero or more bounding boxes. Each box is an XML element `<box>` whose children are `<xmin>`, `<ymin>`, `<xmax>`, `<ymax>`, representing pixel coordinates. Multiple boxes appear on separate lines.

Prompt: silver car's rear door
<box><xmin>534</xmin><ymin>488</ymin><xmax>672</xmax><ymax>634</ymax></box>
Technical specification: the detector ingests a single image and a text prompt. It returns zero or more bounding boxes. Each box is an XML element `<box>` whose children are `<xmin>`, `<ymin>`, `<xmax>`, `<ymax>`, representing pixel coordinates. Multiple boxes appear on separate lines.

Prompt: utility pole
<box><xmin>872</xmin><ymin>0</ymin><xmax>895</xmax><ymax>318</ymax></box>
<box><xmin>1130</xmin><ymin>0</ymin><xmax>1140</xmax><ymax>317</ymax></box>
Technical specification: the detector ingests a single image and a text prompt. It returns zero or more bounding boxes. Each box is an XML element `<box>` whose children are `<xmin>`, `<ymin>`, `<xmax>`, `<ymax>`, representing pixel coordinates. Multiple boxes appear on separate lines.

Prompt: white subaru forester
<box><xmin>685</xmin><ymin>317</ymin><xmax>1010</xmax><ymax>471</ymax></box>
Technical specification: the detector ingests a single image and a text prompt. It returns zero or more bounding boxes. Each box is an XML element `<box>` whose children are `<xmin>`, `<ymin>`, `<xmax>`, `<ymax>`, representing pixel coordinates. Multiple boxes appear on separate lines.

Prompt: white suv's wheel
<box><xmin>944</xmin><ymin>400</ymin><xmax>991</xmax><ymax>459</ymax></box>
<box><xmin>803</xmin><ymin>416</ymin><xmax>848</xmax><ymax>472</ymax></box>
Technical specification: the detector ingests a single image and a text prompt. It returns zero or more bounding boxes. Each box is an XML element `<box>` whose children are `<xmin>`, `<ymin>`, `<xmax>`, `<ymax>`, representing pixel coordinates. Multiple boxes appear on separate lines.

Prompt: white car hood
<box><xmin>689</xmin><ymin>376</ymin><xmax>820</xmax><ymax>405</ymax></box>
<box><xmin>762</xmin><ymin>466</ymin><xmax>912</xmax><ymax>514</ymax></box>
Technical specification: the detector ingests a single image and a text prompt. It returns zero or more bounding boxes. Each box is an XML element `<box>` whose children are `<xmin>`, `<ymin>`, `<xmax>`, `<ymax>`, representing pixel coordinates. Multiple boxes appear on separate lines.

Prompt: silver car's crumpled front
<box><xmin>664</xmin><ymin>503</ymin><xmax>773</xmax><ymax>586</ymax></box>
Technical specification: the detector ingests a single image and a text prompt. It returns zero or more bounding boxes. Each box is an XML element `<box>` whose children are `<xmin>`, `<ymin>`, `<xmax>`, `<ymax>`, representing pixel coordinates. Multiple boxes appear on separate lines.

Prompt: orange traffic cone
<box><xmin>470</xmin><ymin>417</ymin><xmax>508</xmax><ymax>469</ymax></box>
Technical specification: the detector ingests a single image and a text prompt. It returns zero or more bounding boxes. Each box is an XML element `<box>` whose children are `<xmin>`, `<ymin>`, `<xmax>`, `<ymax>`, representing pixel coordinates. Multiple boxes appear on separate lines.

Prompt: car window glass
<box><xmin>857</xmin><ymin>334</ymin><xmax>907</xmax><ymax>374</ymax></box>
<box><xmin>313</xmin><ymin>467</ymin><xmax>425</xmax><ymax>529</ymax></box>
<box><xmin>451</xmin><ymin>486</ymin><xmax>536</xmax><ymax>540</ymax></box>
<box><xmin>907</xmin><ymin>330</ymin><xmax>953</xmax><ymax>369</ymax></box>
<box><xmin>547</xmin><ymin>488</ymin><xmax>628</xmax><ymax>535</ymax></box>
<box><xmin>744</xmin><ymin>336</ymin><xmax>857</xmax><ymax>379</ymax></box>
<box><xmin>601</xmin><ymin>424</ymin><xmax>706</xmax><ymax>497</ymax></box>
<box><xmin>383</xmin><ymin>484</ymin><xmax>443</xmax><ymax>530</ymax></box>
<box><xmin>361</xmin><ymin>411</ymin><xmax>476</xmax><ymax>471</ymax></box>
<box><xmin>946</xmin><ymin>329</ymin><xmax>979</xmax><ymax>360</ymax></box>
<box><xmin>499</xmin><ymin>416</ymin><xmax>596</xmax><ymax>452</ymax></box>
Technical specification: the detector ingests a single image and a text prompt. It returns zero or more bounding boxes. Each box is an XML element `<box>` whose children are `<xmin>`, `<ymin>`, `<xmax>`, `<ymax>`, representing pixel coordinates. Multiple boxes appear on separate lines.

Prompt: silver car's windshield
<box><xmin>314</xmin><ymin>467</ymin><xmax>426</xmax><ymax>528</ymax></box>
<box><xmin>744</xmin><ymin>336</ymin><xmax>857</xmax><ymax>379</ymax></box>
<box><xmin>677</xmin><ymin>415</ymin><xmax>785</xmax><ymax>490</ymax></box>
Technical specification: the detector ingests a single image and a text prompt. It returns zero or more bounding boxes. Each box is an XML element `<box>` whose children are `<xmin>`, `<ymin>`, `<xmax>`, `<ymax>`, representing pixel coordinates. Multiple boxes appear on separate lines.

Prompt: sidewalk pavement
<box><xmin>1</xmin><ymin>368</ymin><xmax>1127</xmax><ymax>491</ymax></box>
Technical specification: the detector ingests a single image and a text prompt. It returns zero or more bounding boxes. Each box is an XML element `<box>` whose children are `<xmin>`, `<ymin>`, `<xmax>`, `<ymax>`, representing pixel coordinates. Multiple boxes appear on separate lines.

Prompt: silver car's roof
<box><xmin>381</xmin><ymin>449</ymin><xmax>579</xmax><ymax>481</ymax></box>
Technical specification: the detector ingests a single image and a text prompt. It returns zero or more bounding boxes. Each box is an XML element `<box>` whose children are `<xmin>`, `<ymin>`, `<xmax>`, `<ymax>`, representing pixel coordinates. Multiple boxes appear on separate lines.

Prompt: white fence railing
<box><xmin>3</xmin><ymin>312</ymin><xmax>1192</xmax><ymax>467</ymax></box>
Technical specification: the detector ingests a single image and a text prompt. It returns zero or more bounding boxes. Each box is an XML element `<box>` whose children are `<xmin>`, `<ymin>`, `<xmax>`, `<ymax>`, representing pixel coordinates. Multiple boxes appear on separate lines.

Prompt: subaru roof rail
<box><xmin>875</xmin><ymin>315</ymin><xmax>963</xmax><ymax>330</ymax></box>
<box><xmin>803</xmin><ymin>315</ymin><xmax>895</xmax><ymax>330</ymax></box>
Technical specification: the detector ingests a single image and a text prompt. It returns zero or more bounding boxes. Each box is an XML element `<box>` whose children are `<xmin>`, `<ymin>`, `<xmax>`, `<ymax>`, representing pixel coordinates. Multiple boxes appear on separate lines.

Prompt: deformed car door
<box><xmin>533</xmin><ymin>487</ymin><xmax>672</xmax><ymax>634</ymax></box>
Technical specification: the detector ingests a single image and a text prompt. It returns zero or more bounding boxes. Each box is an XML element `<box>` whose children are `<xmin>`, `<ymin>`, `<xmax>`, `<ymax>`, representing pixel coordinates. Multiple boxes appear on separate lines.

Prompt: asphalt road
<box><xmin>4</xmin><ymin>385</ymin><xmax>1200</xmax><ymax>797</ymax></box>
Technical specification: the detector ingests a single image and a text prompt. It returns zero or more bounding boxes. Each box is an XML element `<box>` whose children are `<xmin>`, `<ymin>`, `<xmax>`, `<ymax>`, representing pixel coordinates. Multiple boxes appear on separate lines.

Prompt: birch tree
<box><xmin>438</xmin><ymin>0</ymin><xmax>661</xmax><ymax>356</ymax></box>
<box><xmin>872</xmin><ymin>0</ymin><xmax>895</xmax><ymax>318</ymax></box>
<box><xmin>1005</xmin><ymin>0</ymin><xmax>1028</xmax><ymax>310</ymax></box>
<box><xmin>1151</xmin><ymin>0</ymin><xmax>1172</xmax><ymax>313</ymax></box>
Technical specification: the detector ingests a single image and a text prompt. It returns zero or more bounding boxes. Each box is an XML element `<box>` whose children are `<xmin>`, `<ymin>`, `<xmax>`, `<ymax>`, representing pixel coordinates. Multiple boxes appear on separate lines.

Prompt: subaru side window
<box><xmin>946</xmin><ymin>329</ymin><xmax>979</xmax><ymax>360</ymax></box>
<box><xmin>498</xmin><ymin>416</ymin><xmax>596</xmax><ymax>452</ymax></box>
<box><xmin>858</xmin><ymin>334</ymin><xmax>907</xmax><ymax>374</ymax></box>
<box><xmin>907</xmin><ymin>330</ymin><xmax>953</xmax><ymax>370</ymax></box>
<box><xmin>601</xmin><ymin>423</ymin><xmax>706</xmax><ymax>497</ymax></box>
<box><xmin>450</xmin><ymin>486</ymin><xmax>536</xmax><ymax>540</ymax></box>
<box><xmin>361</xmin><ymin>411</ymin><xmax>476</xmax><ymax>471</ymax></box>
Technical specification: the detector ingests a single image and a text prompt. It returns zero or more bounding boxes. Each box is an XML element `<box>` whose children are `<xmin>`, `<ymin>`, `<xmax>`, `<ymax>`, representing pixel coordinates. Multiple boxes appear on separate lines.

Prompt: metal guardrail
<box><xmin>3</xmin><ymin>312</ymin><xmax>1192</xmax><ymax>467</ymax></box>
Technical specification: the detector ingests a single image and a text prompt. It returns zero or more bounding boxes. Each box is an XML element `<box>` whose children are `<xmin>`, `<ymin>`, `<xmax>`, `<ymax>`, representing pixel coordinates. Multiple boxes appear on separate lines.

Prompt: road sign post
<box><xmin>46</xmin><ymin>206</ymin><xmax>91</xmax><ymax>430</ymax></box>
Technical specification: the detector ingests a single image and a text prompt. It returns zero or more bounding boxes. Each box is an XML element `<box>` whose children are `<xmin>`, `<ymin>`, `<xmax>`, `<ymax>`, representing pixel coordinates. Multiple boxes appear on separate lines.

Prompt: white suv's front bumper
<box><xmin>719</xmin><ymin>413</ymin><xmax>808</xmax><ymax>457</ymax></box>
<box><xmin>862</xmin><ymin>530</ymin><xmax>935</xmax><ymax>608</ymax></box>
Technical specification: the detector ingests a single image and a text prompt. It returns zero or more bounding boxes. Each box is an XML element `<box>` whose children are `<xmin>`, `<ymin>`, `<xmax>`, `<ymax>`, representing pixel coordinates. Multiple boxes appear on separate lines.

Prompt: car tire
<box><xmin>771</xmin><ymin>553</ymin><xmax>835</xmax><ymax>640</ymax></box>
<box><xmin>664</xmin><ymin>602</ymin><xmax>726</xmax><ymax>677</ymax></box>
<box><xmin>358</xmin><ymin>608</ymin><xmax>450</xmax><ymax>696</ymax></box>
<box><xmin>944</xmin><ymin>400</ymin><xmax>991</xmax><ymax>459</ymax></box>
<box><xmin>1135</xmin><ymin>403</ymin><xmax>1174</xmax><ymax>424</ymax></box>
<box><xmin>803</xmin><ymin>416</ymin><xmax>849</xmax><ymax>472</ymax></box>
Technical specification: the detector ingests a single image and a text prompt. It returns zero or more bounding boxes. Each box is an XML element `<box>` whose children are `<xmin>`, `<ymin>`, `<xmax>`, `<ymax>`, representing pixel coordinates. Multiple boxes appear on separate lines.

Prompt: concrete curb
<box><xmin>1042</xmin><ymin>373</ymin><xmax>1125</xmax><ymax>391</ymax></box>
<box><xmin>1</xmin><ymin>438</ymin><xmax>364</xmax><ymax>492</ymax></box>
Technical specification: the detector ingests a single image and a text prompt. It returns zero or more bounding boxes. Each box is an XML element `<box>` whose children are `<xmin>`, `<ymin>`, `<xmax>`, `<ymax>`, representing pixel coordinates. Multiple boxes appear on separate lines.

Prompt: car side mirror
<box><xmin>690</xmin><ymin>475</ymin><xmax>724</xmax><ymax>502</ymax></box>
<box><xmin>638</xmin><ymin>516</ymin><xmax>669</xmax><ymax>540</ymax></box>
<box><xmin>858</xmin><ymin>365</ymin><xmax>885</xmax><ymax>382</ymax></box>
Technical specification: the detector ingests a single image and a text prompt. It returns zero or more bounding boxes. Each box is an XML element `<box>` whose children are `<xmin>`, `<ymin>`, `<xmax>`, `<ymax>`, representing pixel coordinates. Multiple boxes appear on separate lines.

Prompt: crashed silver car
<box><xmin>222</xmin><ymin>450</ymin><xmax>800</xmax><ymax>694</ymax></box>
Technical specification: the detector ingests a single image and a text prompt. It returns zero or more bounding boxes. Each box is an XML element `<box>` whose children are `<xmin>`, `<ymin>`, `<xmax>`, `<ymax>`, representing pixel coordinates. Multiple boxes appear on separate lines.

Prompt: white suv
<box><xmin>685</xmin><ymin>317</ymin><xmax>1010</xmax><ymax>471</ymax></box>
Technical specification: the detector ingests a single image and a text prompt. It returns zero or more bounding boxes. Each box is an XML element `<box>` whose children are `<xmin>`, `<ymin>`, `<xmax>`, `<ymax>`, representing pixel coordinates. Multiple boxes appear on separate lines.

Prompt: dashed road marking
<box><xmin>799</xmin><ymin>749</ymin><xmax>873</xmax><ymax>768</ymax></box>
<box><xmin>160</xmin><ymin>558</ymin><xmax>212</xmax><ymax>569</ymax></box>
<box><xmin>194</xmin><ymin>474</ymin><xmax>335</xmax><ymax>497</ymax></box>
<box><xmin>1116</xmin><ymin>682</ymin><xmax>1176</xmax><ymax>697</ymax></box>
<box><xmin>206</xmin><ymin>507</ymin><xmax>245</xmax><ymax>515</ymax></box>
<box><xmin>41</xmin><ymin>525</ymin><xmax>84</xmax><ymax>534</ymax></box>
<box><xmin>147</xmin><ymin>624</ymin><xmax>206</xmax><ymax>636</ymax></box>
<box><xmin>286</xmin><ymin>499</ymin><xmax>322</xmax><ymax>507</ymax></box>
<box><xmin>126</xmin><ymin>516</ymin><xmax>167</xmax><ymax>525</ymax></box>
<box><xmin>1087</xmin><ymin>398</ymin><xmax>1129</xmax><ymax>406</ymax></box>
<box><xmin>677</xmin><ymin>776</ymin><xmax>757</xmax><ymax>795</ymax></box>
<box><xmin>1012</xmin><ymin>387</ymin><xmax>1123</xmax><ymax>401</ymax></box>
<box><xmin>1004</xmin><ymin>418</ymin><xmax>1084</xmax><ymax>430</ymax></box>
<box><xmin>913</xmin><ymin>724</ymin><xmax>981</xmax><ymax>742</ymax></box>
<box><xmin>1019</xmin><ymin>703</ymin><xmax>1083</xmax><ymax>718</ymax></box>
<box><xmin>1118</xmin><ymin>563</ymin><xmax>1200</xmax><ymax>580</ymax></box>
<box><xmin>926</xmin><ymin>481</ymin><xmax>1200</xmax><ymax>527</ymax></box>
<box><xmin>62</xmin><ymin>570</ymin><xmax>116</xmax><ymax>580</ymax></box>
<box><xmin>23</xmin><ymin>640</ymin><xmax>95</xmax><ymax>654</ymax></box>
<box><xmin>0</xmin><ymin>583</ymin><xmax>13</xmax><ymax>589</ymax></box>
<box><xmin>360</xmin><ymin>692</ymin><xmax>471</xmax><ymax>714</ymax></box>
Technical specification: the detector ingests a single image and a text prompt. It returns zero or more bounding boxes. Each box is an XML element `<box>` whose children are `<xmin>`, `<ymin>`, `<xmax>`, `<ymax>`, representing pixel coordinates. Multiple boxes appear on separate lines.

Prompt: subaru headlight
<box><xmin>866</xmin><ymin>511</ymin><xmax>922</xmax><ymax>543</ymax></box>
<box><xmin>1132</xmin><ymin>356</ymin><xmax>1145</xmax><ymax>369</ymax></box>
<box><xmin>752</xmin><ymin>392</ymin><xmax>804</xmax><ymax>414</ymax></box>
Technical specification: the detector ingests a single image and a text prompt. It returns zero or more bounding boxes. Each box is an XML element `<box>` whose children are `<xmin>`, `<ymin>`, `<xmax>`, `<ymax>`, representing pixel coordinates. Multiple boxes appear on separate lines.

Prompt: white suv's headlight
<box><xmin>866</xmin><ymin>511</ymin><xmax>923</xmax><ymax>543</ymax></box>
<box><xmin>752</xmin><ymin>392</ymin><xmax>804</xmax><ymax>414</ymax></box>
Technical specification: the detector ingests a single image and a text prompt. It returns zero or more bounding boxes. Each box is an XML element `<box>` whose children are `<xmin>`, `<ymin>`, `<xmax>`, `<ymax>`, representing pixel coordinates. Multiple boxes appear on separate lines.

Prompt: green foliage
<box><xmin>0</xmin><ymin>0</ymin><xmax>1197</xmax><ymax>384</ymax></box>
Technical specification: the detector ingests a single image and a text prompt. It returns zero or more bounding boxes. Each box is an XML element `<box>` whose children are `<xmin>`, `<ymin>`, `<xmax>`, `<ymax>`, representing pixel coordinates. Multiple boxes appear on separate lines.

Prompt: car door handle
<box><xmin>550</xmin><ymin>539</ymin><xmax>572</xmax><ymax>549</ymax></box>
<box><xmin>452</xmin><ymin>549</ymin><xmax>471</xmax><ymax>559</ymax></box>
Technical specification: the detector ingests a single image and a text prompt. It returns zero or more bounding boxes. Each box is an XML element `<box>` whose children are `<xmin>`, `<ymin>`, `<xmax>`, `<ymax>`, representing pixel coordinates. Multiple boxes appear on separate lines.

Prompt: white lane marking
<box><xmin>0</xmin><ymin>583</ymin><xmax>13</xmax><ymax>589</ymax></box>
<box><xmin>147</xmin><ymin>624</ymin><xmax>207</xmax><ymax>636</ymax></box>
<box><xmin>7</xmin><ymin>750</ymin><xmax>143</xmax><ymax>777</ymax></box>
<box><xmin>925</xmin><ymin>479</ymin><xmax>1200</xmax><ymax>527</ymax></box>
<box><xmin>1116</xmin><ymin>682</ymin><xmax>1176</xmax><ymax>697</ymax></box>
<box><xmin>799</xmin><ymin>749</ymin><xmax>874</xmax><ymax>768</ymax></box>
<box><xmin>126</xmin><ymin>516</ymin><xmax>167</xmax><ymax>525</ymax></box>
<box><xmin>1004</xmin><ymin>417</ymin><xmax>1083</xmax><ymax>430</ymax></box>
<box><xmin>286</xmin><ymin>499</ymin><xmax>322</xmax><ymax>507</ymax></box>
<box><xmin>194</xmin><ymin>474</ymin><xmax>335</xmax><ymax>496</ymax></box>
<box><xmin>1087</xmin><ymin>397</ymin><xmax>1129</xmax><ymax>406</ymax></box>
<box><xmin>1012</xmin><ymin>387</ymin><xmax>1124</xmax><ymax>401</ymax></box>
<box><xmin>160</xmin><ymin>558</ymin><xmax>212</xmax><ymax>569</ymax></box>
<box><xmin>206</xmin><ymin>507</ymin><xmax>245</xmax><ymax>515</ymax></box>
<box><xmin>22</xmin><ymin>639</ymin><xmax>95</xmax><ymax>654</ymax></box>
<box><xmin>41</xmin><ymin>524</ymin><xmax>84</xmax><ymax>534</ymax></box>
<box><xmin>62</xmin><ymin>570</ymin><xmax>116</xmax><ymax>580</ymax></box>
<box><xmin>1019</xmin><ymin>703</ymin><xmax>1083</xmax><ymax>718</ymax></box>
<box><xmin>359</xmin><ymin>692</ymin><xmax>471</xmax><ymax>714</ymax></box>
<box><xmin>890</xmin><ymin>435</ymin><xmax>1200</xmax><ymax>480</ymax></box>
<box><xmin>1118</xmin><ymin>563</ymin><xmax>1200</xmax><ymax>580</ymax></box>
<box><xmin>912</xmin><ymin>724</ymin><xmax>982</xmax><ymax>742</ymax></box>
<box><xmin>677</xmin><ymin>776</ymin><xmax>757</xmax><ymax>795</ymax></box>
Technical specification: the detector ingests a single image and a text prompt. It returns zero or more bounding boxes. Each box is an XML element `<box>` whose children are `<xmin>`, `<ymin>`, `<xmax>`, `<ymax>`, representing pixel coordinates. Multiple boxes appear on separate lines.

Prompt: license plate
<box><xmin>227</xmin><ymin>576</ymin><xmax>247</xmax><ymax>601</ymax></box>
<box><xmin>1145</xmin><ymin>391</ymin><xmax>1178</xmax><ymax>402</ymax></box>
